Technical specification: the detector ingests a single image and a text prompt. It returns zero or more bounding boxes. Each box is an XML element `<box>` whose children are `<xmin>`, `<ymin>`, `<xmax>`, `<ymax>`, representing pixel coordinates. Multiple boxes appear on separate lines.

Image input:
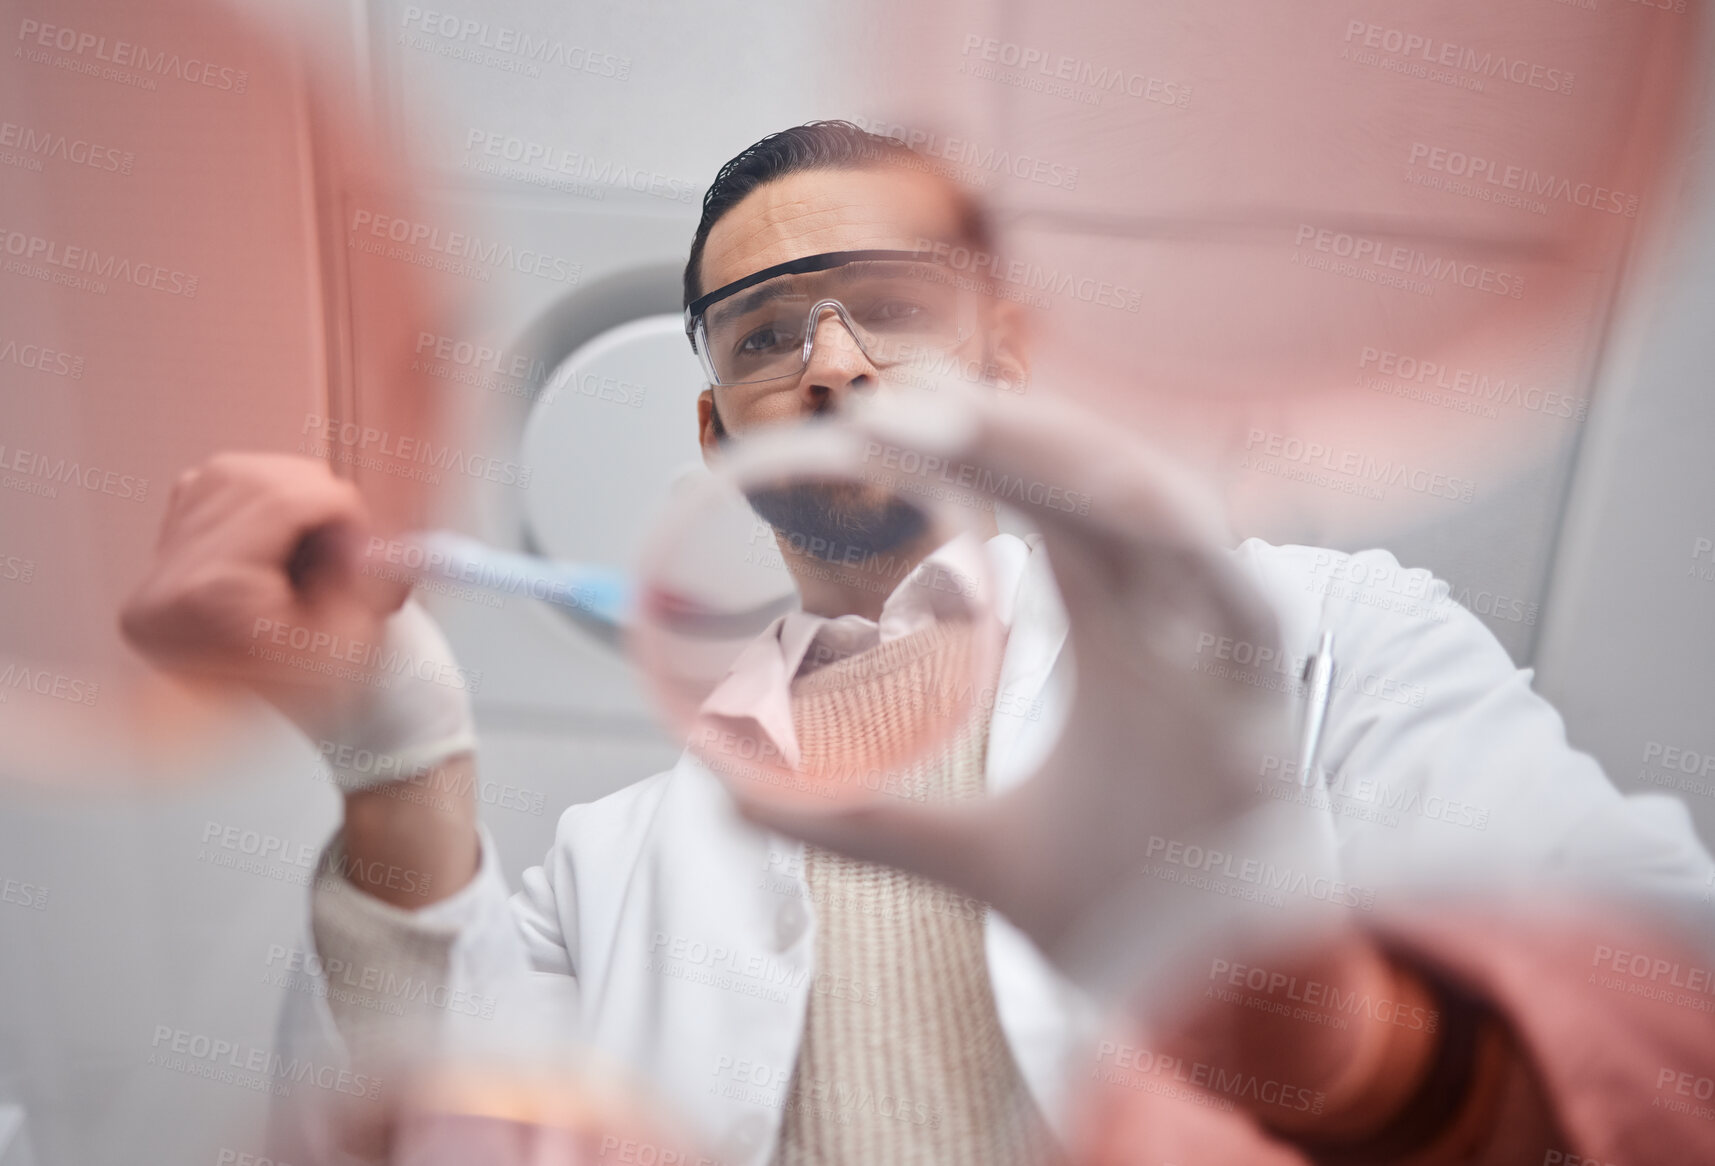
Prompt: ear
<box><xmin>984</xmin><ymin>298</ymin><xmax>1032</xmax><ymax>394</ymax></box>
<box><xmin>696</xmin><ymin>388</ymin><xmax>723</xmax><ymax>466</ymax></box>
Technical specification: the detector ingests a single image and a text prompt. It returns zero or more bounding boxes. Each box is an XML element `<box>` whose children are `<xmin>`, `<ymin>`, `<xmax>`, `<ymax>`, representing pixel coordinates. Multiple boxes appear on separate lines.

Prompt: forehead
<box><xmin>700</xmin><ymin>165</ymin><xmax>968</xmax><ymax>293</ymax></box>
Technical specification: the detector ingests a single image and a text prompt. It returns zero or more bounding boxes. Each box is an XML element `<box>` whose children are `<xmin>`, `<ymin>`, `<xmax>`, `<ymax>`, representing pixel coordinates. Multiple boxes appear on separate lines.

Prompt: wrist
<box><xmin>1266</xmin><ymin>946</ymin><xmax>1503</xmax><ymax>1165</ymax></box>
<box><xmin>1164</xmin><ymin>934</ymin><xmax>1441</xmax><ymax>1140</ymax></box>
<box><xmin>341</xmin><ymin>752</ymin><xmax>480</xmax><ymax>907</ymax></box>
<box><xmin>1267</xmin><ymin>953</ymin><xmax>1441</xmax><ymax>1141</ymax></box>
<box><xmin>301</xmin><ymin>600</ymin><xmax>478</xmax><ymax>794</ymax></box>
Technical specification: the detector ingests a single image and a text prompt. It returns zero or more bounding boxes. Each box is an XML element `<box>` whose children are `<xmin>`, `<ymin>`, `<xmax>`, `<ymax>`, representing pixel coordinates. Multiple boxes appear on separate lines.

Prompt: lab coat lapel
<box><xmin>982</xmin><ymin>534</ymin><xmax>1101</xmax><ymax>1141</ymax></box>
<box><xmin>585</xmin><ymin>759</ymin><xmax>813</xmax><ymax>1163</ymax></box>
<box><xmin>986</xmin><ymin>532</ymin><xmax>1072</xmax><ymax>794</ymax></box>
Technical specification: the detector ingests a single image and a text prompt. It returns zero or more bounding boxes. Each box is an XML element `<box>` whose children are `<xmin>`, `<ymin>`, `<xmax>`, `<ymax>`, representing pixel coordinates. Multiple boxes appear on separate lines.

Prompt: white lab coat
<box><xmin>271</xmin><ymin>537</ymin><xmax>1715</xmax><ymax>1166</ymax></box>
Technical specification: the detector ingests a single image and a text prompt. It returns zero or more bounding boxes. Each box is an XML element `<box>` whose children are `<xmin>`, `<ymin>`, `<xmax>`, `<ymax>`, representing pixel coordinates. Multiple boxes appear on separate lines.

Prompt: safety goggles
<box><xmin>684</xmin><ymin>249</ymin><xmax>980</xmax><ymax>387</ymax></box>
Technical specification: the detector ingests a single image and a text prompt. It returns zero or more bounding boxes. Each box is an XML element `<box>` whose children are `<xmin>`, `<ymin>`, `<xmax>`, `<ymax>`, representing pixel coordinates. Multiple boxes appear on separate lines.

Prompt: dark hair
<box><xmin>683</xmin><ymin>119</ymin><xmax>991</xmax><ymax>309</ymax></box>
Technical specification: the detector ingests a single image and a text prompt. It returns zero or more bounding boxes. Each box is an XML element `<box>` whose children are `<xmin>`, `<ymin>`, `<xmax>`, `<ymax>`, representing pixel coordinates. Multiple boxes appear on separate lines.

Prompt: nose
<box><xmin>796</xmin><ymin>303</ymin><xmax>877</xmax><ymax>416</ymax></box>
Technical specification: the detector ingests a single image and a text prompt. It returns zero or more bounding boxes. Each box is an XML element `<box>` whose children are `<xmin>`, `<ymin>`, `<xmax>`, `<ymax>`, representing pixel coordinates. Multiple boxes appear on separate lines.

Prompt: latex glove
<box><xmin>307</xmin><ymin>597</ymin><xmax>478</xmax><ymax>791</ymax></box>
<box><xmin>120</xmin><ymin>452</ymin><xmax>475</xmax><ymax>790</ymax></box>
<box><xmin>729</xmin><ymin>388</ymin><xmax>1335</xmax><ymax>1003</ymax></box>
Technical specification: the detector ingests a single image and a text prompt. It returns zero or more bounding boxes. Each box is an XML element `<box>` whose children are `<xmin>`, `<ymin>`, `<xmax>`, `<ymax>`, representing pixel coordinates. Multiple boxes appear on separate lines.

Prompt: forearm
<box><xmin>1164</xmin><ymin>936</ymin><xmax>1430</xmax><ymax>1131</ymax></box>
<box><xmin>311</xmin><ymin>781</ymin><xmax>481</xmax><ymax>1164</ymax></box>
<box><xmin>341</xmin><ymin>751</ymin><xmax>480</xmax><ymax>907</ymax></box>
<box><xmin>1168</xmin><ymin>932</ymin><xmax>1560</xmax><ymax>1162</ymax></box>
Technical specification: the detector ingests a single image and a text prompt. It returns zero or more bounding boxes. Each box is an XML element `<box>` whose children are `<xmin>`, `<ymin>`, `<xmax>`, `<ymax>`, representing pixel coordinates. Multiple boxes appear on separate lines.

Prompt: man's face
<box><xmin>693</xmin><ymin>165</ymin><xmax>1023</xmax><ymax>565</ymax></box>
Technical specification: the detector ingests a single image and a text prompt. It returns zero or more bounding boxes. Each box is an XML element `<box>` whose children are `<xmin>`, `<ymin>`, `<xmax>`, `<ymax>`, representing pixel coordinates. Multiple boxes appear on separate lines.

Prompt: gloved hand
<box><xmin>120</xmin><ymin>452</ymin><xmax>475</xmax><ymax>791</ymax></box>
<box><xmin>306</xmin><ymin>597</ymin><xmax>478</xmax><ymax>792</ymax></box>
<box><xmin>728</xmin><ymin>386</ymin><xmax>1336</xmax><ymax>1003</ymax></box>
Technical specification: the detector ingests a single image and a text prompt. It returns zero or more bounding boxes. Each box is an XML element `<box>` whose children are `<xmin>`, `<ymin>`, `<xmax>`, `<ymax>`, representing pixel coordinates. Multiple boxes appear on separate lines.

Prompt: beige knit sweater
<box><xmin>771</xmin><ymin>622</ymin><xmax>1060</xmax><ymax>1166</ymax></box>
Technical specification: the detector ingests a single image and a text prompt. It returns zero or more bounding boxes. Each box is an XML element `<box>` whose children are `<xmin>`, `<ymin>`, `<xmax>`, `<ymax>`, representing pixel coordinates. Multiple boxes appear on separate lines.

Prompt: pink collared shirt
<box><xmin>697</xmin><ymin>532</ymin><xmax>1032</xmax><ymax>769</ymax></box>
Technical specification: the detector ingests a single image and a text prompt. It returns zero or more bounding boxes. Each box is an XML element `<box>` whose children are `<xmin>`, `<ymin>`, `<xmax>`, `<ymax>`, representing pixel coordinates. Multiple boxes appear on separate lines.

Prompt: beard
<box><xmin>745</xmin><ymin>479</ymin><xmax>928</xmax><ymax>564</ymax></box>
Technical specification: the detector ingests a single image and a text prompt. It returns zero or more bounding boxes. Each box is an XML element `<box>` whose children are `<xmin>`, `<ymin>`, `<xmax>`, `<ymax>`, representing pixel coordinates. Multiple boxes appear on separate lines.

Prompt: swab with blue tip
<box><xmin>406</xmin><ymin>530</ymin><xmax>634</xmax><ymax>630</ymax></box>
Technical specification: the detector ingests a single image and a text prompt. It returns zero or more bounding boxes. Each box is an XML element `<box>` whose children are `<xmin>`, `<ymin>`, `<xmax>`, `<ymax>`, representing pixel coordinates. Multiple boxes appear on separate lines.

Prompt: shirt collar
<box><xmin>696</xmin><ymin>531</ymin><xmax>1032</xmax><ymax>768</ymax></box>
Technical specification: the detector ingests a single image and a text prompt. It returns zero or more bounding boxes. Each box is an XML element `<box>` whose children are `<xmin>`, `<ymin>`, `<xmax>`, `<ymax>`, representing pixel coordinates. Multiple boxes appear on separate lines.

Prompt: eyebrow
<box><xmin>720</xmin><ymin>277</ymin><xmax>807</xmax><ymax>319</ymax></box>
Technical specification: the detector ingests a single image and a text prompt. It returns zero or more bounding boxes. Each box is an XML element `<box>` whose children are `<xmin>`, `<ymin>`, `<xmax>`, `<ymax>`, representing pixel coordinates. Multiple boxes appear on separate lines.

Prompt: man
<box><xmin>121</xmin><ymin>122</ymin><xmax>1715</xmax><ymax>1165</ymax></box>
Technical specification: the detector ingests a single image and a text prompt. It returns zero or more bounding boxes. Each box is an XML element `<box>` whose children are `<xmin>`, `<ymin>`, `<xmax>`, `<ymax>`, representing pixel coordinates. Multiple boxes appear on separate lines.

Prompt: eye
<box><xmin>865</xmin><ymin>298</ymin><xmax>933</xmax><ymax>325</ymax></box>
<box><xmin>736</xmin><ymin>326</ymin><xmax>791</xmax><ymax>355</ymax></box>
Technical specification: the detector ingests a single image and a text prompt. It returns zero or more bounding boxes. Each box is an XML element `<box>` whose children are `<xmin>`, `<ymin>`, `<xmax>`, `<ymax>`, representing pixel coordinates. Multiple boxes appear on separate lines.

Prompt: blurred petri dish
<box><xmin>630</xmin><ymin>422</ymin><xmax>1004</xmax><ymax>809</ymax></box>
<box><xmin>392</xmin><ymin>1059</ymin><xmax>696</xmax><ymax>1166</ymax></box>
<box><xmin>0</xmin><ymin>0</ymin><xmax>466</xmax><ymax>785</ymax></box>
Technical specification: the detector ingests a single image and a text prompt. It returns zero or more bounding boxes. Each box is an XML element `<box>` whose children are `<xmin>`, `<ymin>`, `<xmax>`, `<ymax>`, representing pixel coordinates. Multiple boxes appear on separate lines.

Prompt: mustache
<box><xmin>744</xmin><ymin>480</ymin><xmax>928</xmax><ymax>564</ymax></box>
